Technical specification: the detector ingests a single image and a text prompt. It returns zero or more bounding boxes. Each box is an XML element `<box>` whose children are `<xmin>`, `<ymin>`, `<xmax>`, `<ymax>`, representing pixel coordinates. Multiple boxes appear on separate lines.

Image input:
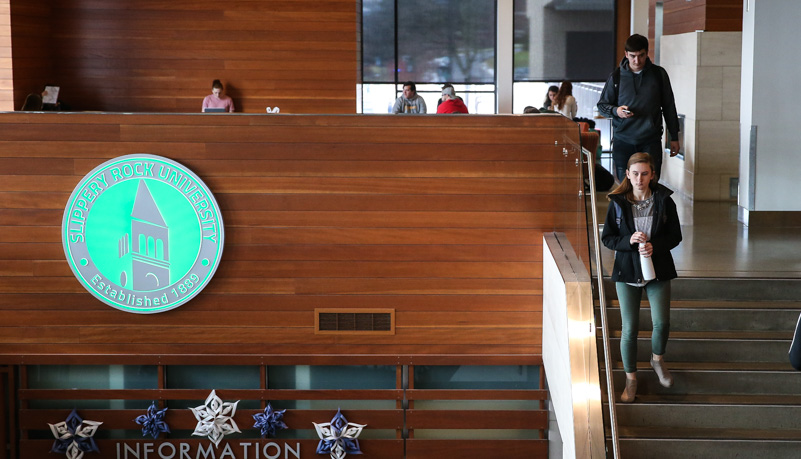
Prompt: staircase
<box><xmin>598</xmin><ymin>277</ymin><xmax>801</xmax><ymax>458</ymax></box>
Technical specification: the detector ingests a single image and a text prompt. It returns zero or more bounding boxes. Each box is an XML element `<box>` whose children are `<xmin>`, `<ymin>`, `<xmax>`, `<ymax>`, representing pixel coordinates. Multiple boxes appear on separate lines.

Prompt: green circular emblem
<box><xmin>62</xmin><ymin>154</ymin><xmax>224</xmax><ymax>313</ymax></box>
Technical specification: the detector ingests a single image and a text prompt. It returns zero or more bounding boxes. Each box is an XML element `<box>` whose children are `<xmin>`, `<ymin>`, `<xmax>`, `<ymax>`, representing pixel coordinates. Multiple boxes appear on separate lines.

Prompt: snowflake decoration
<box><xmin>313</xmin><ymin>408</ymin><xmax>366</xmax><ymax>459</ymax></box>
<box><xmin>253</xmin><ymin>403</ymin><xmax>288</xmax><ymax>438</ymax></box>
<box><xmin>135</xmin><ymin>402</ymin><xmax>170</xmax><ymax>439</ymax></box>
<box><xmin>190</xmin><ymin>390</ymin><xmax>241</xmax><ymax>447</ymax></box>
<box><xmin>48</xmin><ymin>409</ymin><xmax>102</xmax><ymax>459</ymax></box>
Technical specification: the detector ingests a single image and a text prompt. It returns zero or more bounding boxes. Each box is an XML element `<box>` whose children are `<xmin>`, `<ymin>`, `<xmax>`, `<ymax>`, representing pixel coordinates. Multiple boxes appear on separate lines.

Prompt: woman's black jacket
<box><xmin>601</xmin><ymin>184</ymin><xmax>682</xmax><ymax>283</ymax></box>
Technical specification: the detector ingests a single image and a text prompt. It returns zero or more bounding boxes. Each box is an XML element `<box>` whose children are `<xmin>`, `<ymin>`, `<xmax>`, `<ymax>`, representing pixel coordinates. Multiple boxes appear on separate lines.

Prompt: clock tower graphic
<box><xmin>119</xmin><ymin>180</ymin><xmax>170</xmax><ymax>290</ymax></box>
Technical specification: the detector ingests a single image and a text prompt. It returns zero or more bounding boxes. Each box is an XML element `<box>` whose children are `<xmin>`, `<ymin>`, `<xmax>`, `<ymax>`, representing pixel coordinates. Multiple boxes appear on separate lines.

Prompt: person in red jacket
<box><xmin>436</xmin><ymin>86</ymin><xmax>468</xmax><ymax>114</ymax></box>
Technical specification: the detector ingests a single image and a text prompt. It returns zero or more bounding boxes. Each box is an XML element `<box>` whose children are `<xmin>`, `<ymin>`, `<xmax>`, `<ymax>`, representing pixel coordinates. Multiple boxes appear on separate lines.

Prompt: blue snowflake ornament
<box><xmin>253</xmin><ymin>403</ymin><xmax>288</xmax><ymax>438</ymax></box>
<box><xmin>48</xmin><ymin>409</ymin><xmax>102</xmax><ymax>459</ymax></box>
<box><xmin>135</xmin><ymin>402</ymin><xmax>170</xmax><ymax>439</ymax></box>
<box><xmin>313</xmin><ymin>408</ymin><xmax>366</xmax><ymax>459</ymax></box>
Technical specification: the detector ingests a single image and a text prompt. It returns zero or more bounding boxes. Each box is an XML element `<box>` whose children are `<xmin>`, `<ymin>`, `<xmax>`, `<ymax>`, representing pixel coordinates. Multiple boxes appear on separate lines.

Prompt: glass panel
<box><xmin>165</xmin><ymin>365</ymin><xmax>260</xmax><ymax>389</ymax></box>
<box><xmin>27</xmin><ymin>365</ymin><xmax>157</xmax><ymax>410</ymax></box>
<box><xmin>397</xmin><ymin>0</ymin><xmax>496</xmax><ymax>84</ymax></box>
<box><xmin>514</xmin><ymin>0</ymin><xmax>615</xmax><ymax>81</ymax></box>
<box><xmin>362</xmin><ymin>84</ymin><xmax>399</xmax><ymax>113</ymax></box>
<box><xmin>363</xmin><ymin>83</ymin><xmax>496</xmax><ymax>114</ymax></box>
<box><xmin>363</xmin><ymin>0</ymin><xmax>396</xmax><ymax>82</ymax></box>
<box><xmin>414</xmin><ymin>400</ymin><xmax>540</xmax><ymax>410</ymax></box>
<box><xmin>513</xmin><ymin>81</ymin><xmax>558</xmax><ymax>113</ymax></box>
<box><xmin>268</xmin><ymin>365</ymin><xmax>396</xmax><ymax>390</ymax></box>
<box><xmin>27</xmin><ymin>365</ymin><xmax>157</xmax><ymax>389</ymax></box>
<box><xmin>28</xmin><ymin>399</ymin><xmax>152</xmax><ymax>410</ymax></box>
<box><xmin>166</xmin><ymin>365</ymin><xmax>261</xmax><ymax>410</ymax></box>
<box><xmin>414</xmin><ymin>365</ymin><xmax>540</xmax><ymax>389</ymax></box>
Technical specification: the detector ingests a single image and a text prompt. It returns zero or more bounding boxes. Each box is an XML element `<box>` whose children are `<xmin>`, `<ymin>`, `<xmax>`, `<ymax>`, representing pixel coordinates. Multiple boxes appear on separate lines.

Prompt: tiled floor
<box><xmin>595</xmin><ymin>193</ymin><xmax>801</xmax><ymax>279</ymax></box>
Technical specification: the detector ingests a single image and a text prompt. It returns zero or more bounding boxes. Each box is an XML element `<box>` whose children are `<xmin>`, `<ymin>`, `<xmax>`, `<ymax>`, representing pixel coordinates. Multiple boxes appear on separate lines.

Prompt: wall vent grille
<box><xmin>315</xmin><ymin>309</ymin><xmax>395</xmax><ymax>334</ymax></box>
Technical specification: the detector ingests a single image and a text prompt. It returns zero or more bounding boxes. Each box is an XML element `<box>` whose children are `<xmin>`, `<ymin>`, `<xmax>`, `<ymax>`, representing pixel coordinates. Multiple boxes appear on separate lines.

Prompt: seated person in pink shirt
<box><xmin>436</xmin><ymin>86</ymin><xmax>468</xmax><ymax>114</ymax></box>
<box><xmin>202</xmin><ymin>80</ymin><xmax>235</xmax><ymax>112</ymax></box>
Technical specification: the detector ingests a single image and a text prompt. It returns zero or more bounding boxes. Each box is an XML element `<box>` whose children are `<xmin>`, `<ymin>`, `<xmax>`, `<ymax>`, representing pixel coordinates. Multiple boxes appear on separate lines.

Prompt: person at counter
<box><xmin>202</xmin><ymin>80</ymin><xmax>235</xmax><ymax>113</ymax></box>
<box><xmin>21</xmin><ymin>93</ymin><xmax>43</xmax><ymax>111</ymax></box>
<box><xmin>392</xmin><ymin>81</ymin><xmax>427</xmax><ymax>114</ymax></box>
<box><xmin>436</xmin><ymin>86</ymin><xmax>468</xmax><ymax>114</ymax></box>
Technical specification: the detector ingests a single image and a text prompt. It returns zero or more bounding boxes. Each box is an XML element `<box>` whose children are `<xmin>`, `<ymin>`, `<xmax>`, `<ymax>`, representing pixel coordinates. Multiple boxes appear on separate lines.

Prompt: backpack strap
<box><xmin>613</xmin><ymin>200</ymin><xmax>623</xmax><ymax>229</ymax></box>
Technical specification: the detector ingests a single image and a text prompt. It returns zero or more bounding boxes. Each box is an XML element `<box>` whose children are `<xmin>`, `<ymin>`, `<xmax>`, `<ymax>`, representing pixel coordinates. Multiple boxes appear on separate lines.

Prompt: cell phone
<box><xmin>621</xmin><ymin>109</ymin><xmax>631</xmax><ymax>114</ymax></box>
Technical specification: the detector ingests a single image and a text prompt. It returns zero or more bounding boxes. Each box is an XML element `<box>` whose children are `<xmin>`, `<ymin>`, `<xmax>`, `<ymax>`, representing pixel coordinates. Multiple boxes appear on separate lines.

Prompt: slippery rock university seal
<box><xmin>62</xmin><ymin>154</ymin><xmax>224</xmax><ymax>313</ymax></box>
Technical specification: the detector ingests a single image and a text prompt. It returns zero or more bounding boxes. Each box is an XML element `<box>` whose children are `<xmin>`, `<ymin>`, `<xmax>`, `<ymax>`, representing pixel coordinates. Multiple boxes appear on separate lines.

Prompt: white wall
<box><xmin>739</xmin><ymin>1</ymin><xmax>801</xmax><ymax>211</ymax></box>
<box><xmin>660</xmin><ymin>31</ymin><xmax>741</xmax><ymax>201</ymax></box>
<box><xmin>630</xmin><ymin>0</ymin><xmax>649</xmax><ymax>37</ymax></box>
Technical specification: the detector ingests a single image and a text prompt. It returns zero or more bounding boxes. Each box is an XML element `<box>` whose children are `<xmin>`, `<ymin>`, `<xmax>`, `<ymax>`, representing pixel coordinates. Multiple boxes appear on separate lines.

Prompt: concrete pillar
<box><xmin>738</xmin><ymin>1</ymin><xmax>801</xmax><ymax>225</ymax></box>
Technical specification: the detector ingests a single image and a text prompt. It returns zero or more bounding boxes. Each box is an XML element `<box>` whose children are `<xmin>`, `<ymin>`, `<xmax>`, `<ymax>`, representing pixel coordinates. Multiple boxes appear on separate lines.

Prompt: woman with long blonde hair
<box><xmin>601</xmin><ymin>153</ymin><xmax>682</xmax><ymax>402</ymax></box>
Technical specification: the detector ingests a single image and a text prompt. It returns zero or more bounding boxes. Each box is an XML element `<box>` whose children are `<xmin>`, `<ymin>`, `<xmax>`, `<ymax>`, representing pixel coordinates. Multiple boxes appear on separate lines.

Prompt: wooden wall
<box><xmin>0</xmin><ymin>0</ymin><xmax>11</xmax><ymax>110</ymax></box>
<box><xmin>653</xmin><ymin>0</ymin><xmax>743</xmax><ymax>37</ymax></box>
<box><xmin>0</xmin><ymin>113</ymin><xmax>584</xmax><ymax>366</ymax></box>
<box><xmin>7</xmin><ymin>0</ymin><xmax>51</xmax><ymax>93</ymax></box>
<box><xmin>9</xmin><ymin>0</ymin><xmax>358</xmax><ymax>113</ymax></box>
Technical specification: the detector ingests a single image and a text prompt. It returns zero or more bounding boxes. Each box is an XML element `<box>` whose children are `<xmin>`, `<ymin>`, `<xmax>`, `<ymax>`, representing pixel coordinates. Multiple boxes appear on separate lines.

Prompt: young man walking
<box><xmin>597</xmin><ymin>34</ymin><xmax>681</xmax><ymax>181</ymax></box>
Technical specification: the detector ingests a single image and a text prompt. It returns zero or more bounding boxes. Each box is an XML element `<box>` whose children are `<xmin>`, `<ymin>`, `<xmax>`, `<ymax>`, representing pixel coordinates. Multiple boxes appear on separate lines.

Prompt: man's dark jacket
<box><xmin>597</xmin><ymin>57</ymin><xmax>680</xmax><ymax>145</ymax></box>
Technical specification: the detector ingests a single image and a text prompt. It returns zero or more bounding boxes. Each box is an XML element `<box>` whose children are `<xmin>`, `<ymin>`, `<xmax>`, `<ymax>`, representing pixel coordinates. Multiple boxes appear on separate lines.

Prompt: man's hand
<box><xmin>616</xmin><ymin>106</ymin><xmax>633</xmax><ymax>118</ymax></box>
<box><xmin>669</xmin><ymin>140</ymin><xmax>680</xmax><ymax>157</ymax></box>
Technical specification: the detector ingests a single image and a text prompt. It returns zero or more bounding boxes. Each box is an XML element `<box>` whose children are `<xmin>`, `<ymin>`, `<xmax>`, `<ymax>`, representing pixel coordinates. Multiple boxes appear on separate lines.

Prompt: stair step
<box><xmin>603</xmin><ymin>277</ymin><xmax>801</xmax><ymax>301</ymax></box>
<box><xmin>601</xmin><ymin>361</ymin><xmax>790</xmax><ymax>372</ymax></box>
<box><xmin>609</xmin><ymin>394</ymin><xmax>801</xmax><ymax>405</ymax></box>
<box><xmin>598</xmin><ymin>308</ymin><xmax>799</xmax><ymax>332</ymax></box>
<box><xmin>609</xmin><ymin>404</ymin><xmax>801</xmax><ymax>431</ymax></box>
<box><xmin>607</xmin><ymin>370</ymin><xmax>801</xmax><ymax>396</ymax></box>
<box><xmin>615</xmin><ymin>426</ymin><xmax>801</xmax><ymax>441</ymax></box>
<box><xmin>603</xmin><ymin>337</ymin><xmax>790</xmax><ymax>362</ymax></box>
<box><xmin>613</xmin><ymin>438</ymin><xmax>801</xmax><ymax>459</ymax></box>
<box><xmin>604</xmin><ymin>330</ymin><xmax>792</xmax><ymax>339</ymax></box>
<box><xmin>605</xmin><ymin>300</ymin><xmax>801</xmax><ymax>310</ymax></box>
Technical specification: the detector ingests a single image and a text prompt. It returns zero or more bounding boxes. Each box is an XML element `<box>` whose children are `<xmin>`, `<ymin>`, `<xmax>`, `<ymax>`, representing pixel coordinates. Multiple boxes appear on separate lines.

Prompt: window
<box><xmin>513</xmin><ymin>0</ymin><xmax>616</xmax><ymax>82</ymax></box>
<box><xmin>361</xmin><ymin>0</ymin><xmax>497</xmax><ymax>113</ymax></box>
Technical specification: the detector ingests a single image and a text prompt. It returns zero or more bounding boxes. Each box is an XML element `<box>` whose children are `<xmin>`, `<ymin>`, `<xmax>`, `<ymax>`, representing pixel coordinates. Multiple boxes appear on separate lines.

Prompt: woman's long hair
<box><xmin>554</xmin><ymin>81</ymin><xmax>573</xmax><ymax>111</ymax></box>
<box><xmin>607</xmin><ymin>152</ymin><xmax>655</xmax><ymax>200</ymax></box>
<box><xmin>542</xmin><ymin>85</ymin><xmax>558</xmax><ymax>109</ymax></box>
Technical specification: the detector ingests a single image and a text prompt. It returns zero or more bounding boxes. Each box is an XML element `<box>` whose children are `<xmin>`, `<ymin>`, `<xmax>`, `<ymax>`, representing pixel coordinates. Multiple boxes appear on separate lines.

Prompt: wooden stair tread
<box><xmin>600</xmin><ymin>361</ymin><xmax>792</xmax><ymax>371</ymax></box>
<box><xmin>603</xmin><ymin>330</ymin><xmax>792</xmax><ymax>340</ymax></box>
<box><xmin>608</xmin><ymin>394</ymin><xmax>801</xmax><ymax>405</ymax></box>
<box><xmin>603</xmin><ymin>300</ymin><xmax>801</xmax><ymax>310</ymax></box>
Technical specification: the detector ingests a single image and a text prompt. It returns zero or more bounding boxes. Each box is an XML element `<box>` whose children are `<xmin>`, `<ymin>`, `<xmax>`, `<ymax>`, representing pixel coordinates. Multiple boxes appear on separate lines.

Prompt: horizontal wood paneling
<box><xmin>662</xmin><ymin>0</ymin><xmax>742</xmax><ymax>36</ymax></box>
<box><xmin>10</xmin><ymin>0</ymin><xmax>358</xmax><ymax>113</ymax></box>
<box><xmin>20</xmin><ymin>439</ymin><xmax>405</xmax><ymax>458</ymax></box>
<box><xmin>704</xmin><ymin>0</ymin><xmax>742</xmax><ymax>32</ymax></box>
<box><xmin>0</xmin><ymin>113</ymin><xmax>584</xmax><ymax>364</ymax></box>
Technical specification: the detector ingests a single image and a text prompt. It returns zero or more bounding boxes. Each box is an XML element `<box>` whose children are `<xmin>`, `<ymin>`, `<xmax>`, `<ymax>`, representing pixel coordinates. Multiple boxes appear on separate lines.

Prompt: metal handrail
<box><xmin>582</xmin><ymin>147</ymin><xmax>620</xmax><ymax>458</ymax></box>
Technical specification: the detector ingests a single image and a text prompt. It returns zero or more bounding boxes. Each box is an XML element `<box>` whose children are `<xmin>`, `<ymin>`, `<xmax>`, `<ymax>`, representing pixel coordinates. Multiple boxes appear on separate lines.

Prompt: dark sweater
<box><xmin>597</xmin><ymin>57</ymin><xmax>680</xmax><ymax>144</ymax></box>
